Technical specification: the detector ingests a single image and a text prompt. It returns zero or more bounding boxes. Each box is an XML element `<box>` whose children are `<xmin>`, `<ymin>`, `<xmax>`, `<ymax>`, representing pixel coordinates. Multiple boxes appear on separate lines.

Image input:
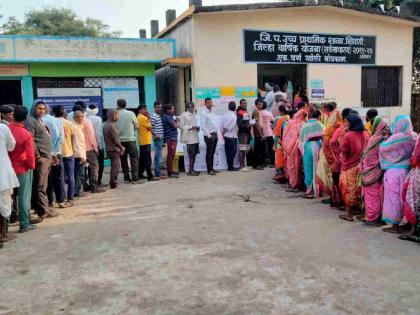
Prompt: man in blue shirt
<box><xmin>43</xmin><ymin>106</ymin><xmax>68</xmax><ymax>208</ymax></box>
<box><xmin>162</xmin><ymin>104</ymin><xmax>179</xmax><ymax>178</ymax></box>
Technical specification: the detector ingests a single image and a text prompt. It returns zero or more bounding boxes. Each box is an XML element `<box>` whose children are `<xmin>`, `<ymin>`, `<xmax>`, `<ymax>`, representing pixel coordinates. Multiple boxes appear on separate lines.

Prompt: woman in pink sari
<box><xmin>359</xmin><ymin>117</ymin><xmax>388</xmax><ymax>226</ymax></box>
<box><xmin>380</xmin><ymin>115</ymin><xmax>416</xmax><ymax>234</ymax></box>
<box><xmin>283</xmin><ymin>109</ymin><xmax>307</xmax><ymax>192</ymax></box>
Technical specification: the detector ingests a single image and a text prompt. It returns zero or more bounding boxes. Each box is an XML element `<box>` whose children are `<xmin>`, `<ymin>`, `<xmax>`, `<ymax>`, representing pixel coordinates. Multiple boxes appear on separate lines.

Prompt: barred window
<box><xmin>361</xmin><ymin>67</ymin><xmax>402</xmax><ymax>107</ymax></box>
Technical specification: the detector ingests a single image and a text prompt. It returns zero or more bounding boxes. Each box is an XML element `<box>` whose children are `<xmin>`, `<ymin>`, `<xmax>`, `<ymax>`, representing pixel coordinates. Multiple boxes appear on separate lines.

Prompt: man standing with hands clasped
<box><xmin>200</xmin><ymin>98</ymin><xmax>219</xmax><ymax>176</ymax></box>
<box><xmin>180</xmin><ymin>102</ymin><xmax>200</xmax><ymax>176</ymax></box>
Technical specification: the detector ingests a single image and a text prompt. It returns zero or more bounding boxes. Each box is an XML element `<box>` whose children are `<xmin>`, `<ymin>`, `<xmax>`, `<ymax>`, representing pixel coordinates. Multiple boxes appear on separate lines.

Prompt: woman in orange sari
<box><xmin>316</xmin><ymin>107</ymin><xmax>343</xmax><ymax>206</ymax></box>
<box><xmin>273</xmin><ymin>105</ymin><xmax>289</xmax><ymax>182</ymax></box>
<box><xmin>283</xmin><ymin>109</ymin><xmax>307</xmax><ymax>192</ymax></box>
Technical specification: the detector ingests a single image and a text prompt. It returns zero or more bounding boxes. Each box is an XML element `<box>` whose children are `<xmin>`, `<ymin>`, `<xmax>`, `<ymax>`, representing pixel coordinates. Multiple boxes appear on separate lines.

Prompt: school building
<box><xmin>0</xmin><ymin>35</ymin><xmax>175</xmax><ymax>114</ymax></box>
<box><xmin>155</xmin><ymin>1</ymin><xmax>420</xmax><ymax>122</ymax></box>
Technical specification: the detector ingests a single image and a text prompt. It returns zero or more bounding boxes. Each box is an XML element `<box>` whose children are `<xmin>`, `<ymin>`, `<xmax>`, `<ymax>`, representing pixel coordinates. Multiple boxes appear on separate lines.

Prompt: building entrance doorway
<box><xmin>257</xmin><ymin>64</ymin><xmax>307</xmax><ymax>103</ymax></box>
<box><xmin>0</xmin><ymin>80</ymin><xmax>23</xmax><ymax>106</ymax></box>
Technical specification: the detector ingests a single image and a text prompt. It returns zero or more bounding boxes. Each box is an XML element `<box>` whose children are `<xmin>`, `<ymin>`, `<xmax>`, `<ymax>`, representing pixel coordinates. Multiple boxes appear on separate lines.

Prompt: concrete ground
<box><xmin>1</xmin><ymin>169</ymin><xmax>420</xmax><ymax>315</ymax></box>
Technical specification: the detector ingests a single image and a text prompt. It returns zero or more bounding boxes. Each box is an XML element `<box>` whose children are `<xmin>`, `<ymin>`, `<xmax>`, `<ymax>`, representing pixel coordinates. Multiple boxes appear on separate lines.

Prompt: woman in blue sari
<box><xmin>299</xmin><ymin>110</ymin><xmax>325</xmax><ymax>199</ymax></box>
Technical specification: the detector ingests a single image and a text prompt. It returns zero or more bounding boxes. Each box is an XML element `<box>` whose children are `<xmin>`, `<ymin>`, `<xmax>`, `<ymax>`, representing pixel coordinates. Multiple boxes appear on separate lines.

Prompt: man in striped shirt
<box><xmin>151</xmin><ymin>101</ymin><xmax>165</xmax><ymax>179</ymax></box>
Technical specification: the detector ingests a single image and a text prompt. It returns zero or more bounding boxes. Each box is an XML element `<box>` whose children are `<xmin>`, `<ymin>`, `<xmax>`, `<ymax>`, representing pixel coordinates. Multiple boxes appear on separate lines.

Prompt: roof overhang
<box><xmin>161</xmin><ymin>57</ymin><xmax>193</xmax><ymax>68</ymax></box>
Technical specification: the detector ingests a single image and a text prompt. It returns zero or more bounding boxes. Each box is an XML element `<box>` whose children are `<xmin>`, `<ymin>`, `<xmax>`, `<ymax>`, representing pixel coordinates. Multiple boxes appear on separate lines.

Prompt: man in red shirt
<box><xmin>8</xmin><ymin>106</ymin><xmax>37</xmax><ymax>233</ymax></box>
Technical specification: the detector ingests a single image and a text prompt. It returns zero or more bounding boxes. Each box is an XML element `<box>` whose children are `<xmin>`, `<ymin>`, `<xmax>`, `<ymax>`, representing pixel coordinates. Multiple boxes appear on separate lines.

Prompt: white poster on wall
<box><xmin>181</xmin><ymin>115</ymin><xmax>240</xmax><ymax>172</ymax></box>
<box><xmin>102</xmin><ymin>79</ymin><xmax>139</xmax><ymax>109</ymax></box>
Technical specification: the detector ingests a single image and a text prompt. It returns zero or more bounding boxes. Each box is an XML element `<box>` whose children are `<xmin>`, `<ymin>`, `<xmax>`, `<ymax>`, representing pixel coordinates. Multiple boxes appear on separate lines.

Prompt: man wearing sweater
<box><xmin>116</xmin><ymin>99</ymin><xmax>139</xmax><ymax>183</ymax></box>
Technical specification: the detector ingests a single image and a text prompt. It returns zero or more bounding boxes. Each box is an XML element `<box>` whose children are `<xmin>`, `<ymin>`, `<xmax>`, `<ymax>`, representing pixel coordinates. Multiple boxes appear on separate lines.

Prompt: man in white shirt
<box><xmin>86</xmin><ymin>104</ymin><xmax>105</xmax><ymax>186</ymax></box>
<box><xmin>200</xmin><ymin>98</ymin><xmax>219</xmax><ymax>175</ymax></box>
<box><xmin>180</xmin><ymin>102</ymin><xmax>200</xmax><ymax>176</ymax></box>
<box><xmin>221</xmin><ymin>101</ymin><xmax>239</xmax><ymax>172</ymax></box>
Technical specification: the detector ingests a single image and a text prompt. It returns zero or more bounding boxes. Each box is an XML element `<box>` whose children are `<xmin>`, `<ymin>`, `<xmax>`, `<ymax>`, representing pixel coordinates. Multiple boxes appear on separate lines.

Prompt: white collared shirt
<box><xmin>180</xmin><ymin>111</ymin><xmax>199</xmax><ymax>144</ymax></box>
<box><xmin>220</xmin><ymin>111</ymin><xmax>238</xmax><ymax>139</ymax></box>
<box><xmin>200</xmin><ymin>108</ymin><xmax>218</xmax><ymax>137</ymax></box>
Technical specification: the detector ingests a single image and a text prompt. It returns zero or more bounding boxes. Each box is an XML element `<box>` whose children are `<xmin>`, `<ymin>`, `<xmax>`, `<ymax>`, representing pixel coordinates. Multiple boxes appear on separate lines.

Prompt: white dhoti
<box><xmin>0</xmin><ymin>190</ymin><xmax>12</xmax><ymax>218</ymax></box>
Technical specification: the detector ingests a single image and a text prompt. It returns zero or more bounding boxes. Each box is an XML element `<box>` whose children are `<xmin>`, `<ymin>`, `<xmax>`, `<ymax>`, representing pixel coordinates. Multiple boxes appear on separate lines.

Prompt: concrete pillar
<box><xmin>151</xmin><ymin>20</ymin><xmax>159</xmax><ymax>38</ymax></box>
<box><xmin>22</xmin><ymin>76</ymin><xmax>34</xmax><ymax>109</ymax></box>
<box><xmin>189</xmin><ymin>0</ymin><xmax>202</xmax><ymax>7</ymax></box>
<box><xmin>139</xmin><ymin>29</ymin><xmax>146</xmax><ymax>39</ymax></box>
<box><xmin>166</xmin><ymin>10</ymin><xmax>176</xmax><ymax>26</ymax></box>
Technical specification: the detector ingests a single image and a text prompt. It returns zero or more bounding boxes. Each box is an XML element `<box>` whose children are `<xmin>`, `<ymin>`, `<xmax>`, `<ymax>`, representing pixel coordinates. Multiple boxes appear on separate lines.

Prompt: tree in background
<box><xmin>1</xmin><ymin>8</ymin><xmax>122</xmax><ymax>38</ymax></box>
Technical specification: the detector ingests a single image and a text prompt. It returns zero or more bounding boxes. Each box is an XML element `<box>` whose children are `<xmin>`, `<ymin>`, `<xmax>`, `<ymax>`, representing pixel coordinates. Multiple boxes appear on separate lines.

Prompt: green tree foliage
<box><xmin>1</xmin><ymin>8</ymin><xmax>122</xmax><ymax>37</ymax></box>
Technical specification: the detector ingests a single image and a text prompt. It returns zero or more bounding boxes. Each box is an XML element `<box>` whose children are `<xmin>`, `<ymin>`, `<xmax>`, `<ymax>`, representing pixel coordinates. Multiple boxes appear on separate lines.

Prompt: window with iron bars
<box><xmin>361</xmin><ymin>66</ymin><xmax>402</xmax><ymax>107</ymax></box>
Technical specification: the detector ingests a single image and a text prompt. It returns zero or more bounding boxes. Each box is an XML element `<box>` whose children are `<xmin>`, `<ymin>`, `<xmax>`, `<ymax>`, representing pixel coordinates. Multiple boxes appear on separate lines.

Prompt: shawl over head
<box><xmin>380</xmin><ymin>115</ymin><xmax>415</xmax><ymax>170</ymax></box>
<box><xmin>360</xmin><ymin>116</ymin><xmax>388</xmax><ymax>186</ymax></box>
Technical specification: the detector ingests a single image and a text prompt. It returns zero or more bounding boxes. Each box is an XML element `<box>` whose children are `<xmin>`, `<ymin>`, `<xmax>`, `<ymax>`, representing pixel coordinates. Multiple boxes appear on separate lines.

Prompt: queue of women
<box><xmin>272</xmin><ymin>101</ymin><xmax>420</xmax><ymax>243</ymax></box>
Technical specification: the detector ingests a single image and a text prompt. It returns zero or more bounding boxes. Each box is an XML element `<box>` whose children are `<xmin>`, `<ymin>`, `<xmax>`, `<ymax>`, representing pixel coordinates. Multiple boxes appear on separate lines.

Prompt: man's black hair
<box><xmin>13</xmin><ymin>105</ymin><xmax>28</xmax><ymax>122</ymax></box>
<box><xmin>72</xmin><ymin>105</ymin><xmax>83</xmax><ymax>112</ymax></box>
<box><xmin>138</xmin><ymin>104</ymin><xmax>147</xmax><ymax>110</ymax></box>
<box><xmin>52</xmin><ymin>105</ymin><xmax>65</xmax><ymax>118</ymax></box>
<box><xmin>311</xmin><ymin>109</ymin><xmax>322</xmax><ymax>120</ymax></box>
<box><xmin>154</xmin><ymin>101</ymin><xmax>162</xmax><ymax>107</ymax></box>
<box><xmin>204</xmin><ymin>97</ymin><xmax>212</xmax><ymax>103</ymax></box>
<box><xmin>255</xmin><ymin>98</ymin><xmax>263</xmax><ymax>105</ymax></box>
<box><xmin>164</xmin><ymin>104</ymin><xmax>174</xmax><ymax>113</ymax></box>
<box><xmin>228</xmin><ymin>101</ymin><xmax>236</xmax><ymax>112</ymax></box>
<box><xmin>88</xmin><ymin>104</ymin><xmax>98</xmax><ymax>110</ymax></box>
<box><xmin>117</xmin><ymin>99</ymin><xmax>127</xmax><ymax>109</ymax></box>
<box><xmin>75</xmin><ymin>101</ymin><xmax>85</xmax><ymax>110</ymax></box>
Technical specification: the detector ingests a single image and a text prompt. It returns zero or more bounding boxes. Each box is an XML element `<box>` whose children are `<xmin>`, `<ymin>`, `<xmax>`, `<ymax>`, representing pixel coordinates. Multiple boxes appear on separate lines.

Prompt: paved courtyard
<box><xmin>1</xmin><ymin>169</ymin><xmax>420</xmax><ymax>315</ymax></box>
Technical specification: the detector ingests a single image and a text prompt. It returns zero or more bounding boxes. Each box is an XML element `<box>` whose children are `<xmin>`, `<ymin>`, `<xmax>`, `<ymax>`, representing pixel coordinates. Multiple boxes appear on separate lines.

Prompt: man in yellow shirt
<box><xmin>137</xmin><ymin>104</ymin><xmax>154</xmax><ymax>181</ymax></box>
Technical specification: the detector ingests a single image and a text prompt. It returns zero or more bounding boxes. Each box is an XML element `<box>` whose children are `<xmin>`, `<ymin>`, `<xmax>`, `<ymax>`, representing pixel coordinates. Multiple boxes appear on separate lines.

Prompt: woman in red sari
<box><xmin>283</xmin><ymin>109</ymin><xmax>307</xmax><ymax>192</ymax></box>
<box><xmin>338</xmin><ymin>113</ymin><xmax>369</xmax><ymax>222</ymax></box>
<box><xmin>400</xmin><ymin>137</ymin><xmax>420</xmax><ymax>242</ymax></box>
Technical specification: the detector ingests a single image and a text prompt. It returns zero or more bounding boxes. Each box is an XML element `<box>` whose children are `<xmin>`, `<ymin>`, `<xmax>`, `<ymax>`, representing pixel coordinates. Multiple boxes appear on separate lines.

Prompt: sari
<box><xmin>359</xmin><ymin>117</ymin><xmax>388</xmax><ymax>222</ymax></box>
<box><xmin>403</xmin><ymin>137</ymin><xmax>420</xmax><ymax>227</ymax></box>
<box><xmin>273</xmin><ymin>115</ymin><xmax>288</xmax><ymax>170</ymax></box>
<box><xmin>380</xmin><ymin>115</ymin><xmax>416</xmax><ymax>224</ymax></box>
<box><xmin>283</xmin><ymin>109</ymin><xmax>306</xmax><ymax>189</ymax></box>
<box><xmin>300</xmin><ymin>118</ymin><xmax>325</xmax><ymax>196</ymax></box>
<box><xmin>339</xmin><ymin>114</ymin><xmax>369</xmax><ymax>210</ymax></box>
<box><xmin>316</xmin><ymin>110</ymin><xmax>342</xmax><ymax>197</ymax></box>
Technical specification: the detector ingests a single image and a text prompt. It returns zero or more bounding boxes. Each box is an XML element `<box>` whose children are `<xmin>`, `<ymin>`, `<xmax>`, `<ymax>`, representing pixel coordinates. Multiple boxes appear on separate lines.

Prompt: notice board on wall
<box><xmin>243</xmin><ymin>30</ymin><xmax>376</xmax><ymax>64</ymax></box>
<box><xmin>37</xmin><ymin>88</ymin><xmax>102</xmax><ymax>114</ymax></box>
<box><xmin>102</xmin><ymin>79</ymin><xmax>139</xmax><ymax>109</ymax></box>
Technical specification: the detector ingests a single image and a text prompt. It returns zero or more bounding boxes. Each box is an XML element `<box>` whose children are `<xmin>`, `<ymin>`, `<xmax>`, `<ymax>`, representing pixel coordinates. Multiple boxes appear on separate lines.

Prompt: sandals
<box><xmin>398</xmin><ymin>235</ymin><xmax>420</xmax><ymax>243</ymax></box>
<box><xmin>302</xmin><ymin>194</ymin><xmax>314</xmax><ymax>199</ymax></box>
<box><xmin>339</xmin><ymin>214</ymin><xmax>354</xmax><ymax>222</ymax></box>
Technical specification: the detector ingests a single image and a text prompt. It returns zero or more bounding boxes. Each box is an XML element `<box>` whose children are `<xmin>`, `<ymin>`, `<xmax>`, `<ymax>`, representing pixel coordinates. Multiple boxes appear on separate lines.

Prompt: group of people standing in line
<box><xmin>0</xmin><ymin>87</ymin><xmax>419</xmax><ymax>247</ymax></box>
<box><xmin>269</xmin><ymin>100</ymin><xmax>420</xmax><ymax>243</ymax></box>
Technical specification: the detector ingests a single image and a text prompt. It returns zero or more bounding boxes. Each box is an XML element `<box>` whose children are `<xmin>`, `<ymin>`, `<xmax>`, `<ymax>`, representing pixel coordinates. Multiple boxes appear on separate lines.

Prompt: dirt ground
<box><xmin>0</xmin><ymin>168</ymin><xmax>420</xmax><ymax>315</ymax></box>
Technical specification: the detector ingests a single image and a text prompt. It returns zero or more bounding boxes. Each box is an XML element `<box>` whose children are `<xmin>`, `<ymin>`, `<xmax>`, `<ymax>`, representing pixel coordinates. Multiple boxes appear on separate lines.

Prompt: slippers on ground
<box><xmin>339</xmin><ymin>214</ymin><xmax>354</xmax><ymax>222</ymax></box>
<box><xmin>302</xmin><ymin>195</ymin><xmax>315</xmax><ymax>199</ymax></box>
<box><xmin>382</xmin><ymin>227</ymin><xmax>402</xmax><ymax>234</ymax></box>
<box><xmin>398</xmin><ymin>235</ymin><xmax>420</xmax><ymax>243</ymax></box>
